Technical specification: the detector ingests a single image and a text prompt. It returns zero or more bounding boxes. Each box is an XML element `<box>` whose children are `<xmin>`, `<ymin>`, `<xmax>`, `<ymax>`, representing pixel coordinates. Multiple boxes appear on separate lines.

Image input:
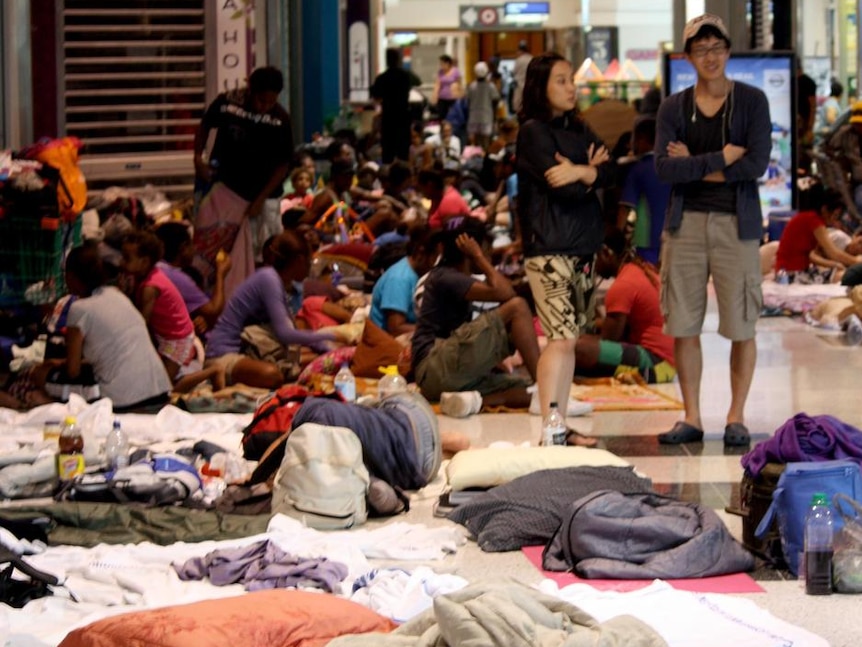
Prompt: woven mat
<box><xmin>570</xmin><ymin>377</ymin><xmax>683</xmax><ymax>411</ymax></box>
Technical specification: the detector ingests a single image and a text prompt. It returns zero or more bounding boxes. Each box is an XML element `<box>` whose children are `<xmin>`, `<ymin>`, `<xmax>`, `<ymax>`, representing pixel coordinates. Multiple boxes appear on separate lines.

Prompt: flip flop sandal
<box><xmin>658</xmin><ymin>421</ymin><xmax>704</xmax><ymax>444</ymax></box>
<box><xmin>565</xmin><ymin>429</ymin><xmax>598</xmax><ymax>448</ymax></box>
<box><xmin>724</xmin><ymin>422</ymin><xmax>751</xmax><ymax>446</ymax></box>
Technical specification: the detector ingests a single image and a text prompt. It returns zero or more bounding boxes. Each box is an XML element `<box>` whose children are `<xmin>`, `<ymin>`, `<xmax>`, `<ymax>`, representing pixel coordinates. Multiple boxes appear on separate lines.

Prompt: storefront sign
<box><xmin>216</xmin><ymin>0</ymin><xmax>255</xmax><ymax>92</ymax></box>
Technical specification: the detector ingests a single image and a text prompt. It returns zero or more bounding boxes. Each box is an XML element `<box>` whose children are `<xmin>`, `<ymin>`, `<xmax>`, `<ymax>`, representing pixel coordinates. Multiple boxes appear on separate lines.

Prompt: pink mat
<box><xmin>521</xmin><ymin>545</ymin><xmax>765</xmax><ymax>593</ymax></box>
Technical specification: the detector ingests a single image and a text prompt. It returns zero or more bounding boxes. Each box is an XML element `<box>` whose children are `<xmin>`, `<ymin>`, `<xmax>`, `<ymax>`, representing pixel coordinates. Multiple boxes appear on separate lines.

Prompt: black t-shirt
<box><xmin>683</xmin><ymin>100</ymin><xmax>737</xmax><ymax>214</ymax></box>
<box><xmin>411</xmin><ymin>265</ymin><xmax>476</xmax><ymax>370</ymax></box>
<box><xmin>203</xmin><ymin>89</ymin><xmax>294</xmax><ymax>201</ymax></box>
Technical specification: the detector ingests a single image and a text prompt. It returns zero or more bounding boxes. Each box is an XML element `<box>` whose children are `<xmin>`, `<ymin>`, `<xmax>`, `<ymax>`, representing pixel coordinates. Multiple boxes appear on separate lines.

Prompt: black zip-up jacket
<box><xmin>515</xmin><ymin>114</ymin><xmax>613</xmax><ymax>257</ymax></box>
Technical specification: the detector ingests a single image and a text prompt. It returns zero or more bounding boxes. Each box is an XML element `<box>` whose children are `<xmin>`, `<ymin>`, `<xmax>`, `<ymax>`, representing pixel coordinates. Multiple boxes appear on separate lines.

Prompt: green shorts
<box><xmin>596</xmin><ymin>340</ymin><xmax>676</xmax><ymax>383</ymax></box>
<box><xmin>415</xmin><ymin>311</ymin><xmax>526</xmax><ymax>401</ymax></box>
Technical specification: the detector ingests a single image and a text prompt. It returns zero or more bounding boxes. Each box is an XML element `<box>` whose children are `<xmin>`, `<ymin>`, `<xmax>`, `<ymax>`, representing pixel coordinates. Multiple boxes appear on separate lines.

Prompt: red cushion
<box><xmin>59</xmin><ymin>589</ymin><xmax>395</xmax><ymax>647</ymax></box>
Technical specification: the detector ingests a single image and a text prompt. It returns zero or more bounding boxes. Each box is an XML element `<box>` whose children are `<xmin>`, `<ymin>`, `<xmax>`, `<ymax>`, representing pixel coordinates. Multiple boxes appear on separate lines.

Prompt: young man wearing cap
<box><xmin>654</xmin><ymin>13</ymin><xmax>771</xmax><ymax>446</ymax></box>
<box><xmin>466</xmin><ymin>61</ymin><xmax>501</xmax><ymax>149</ymax></box>
<box><xmin>826</xmin><ymin>100</ymin><xmax>862</xmax><ymax>214</ymax></box>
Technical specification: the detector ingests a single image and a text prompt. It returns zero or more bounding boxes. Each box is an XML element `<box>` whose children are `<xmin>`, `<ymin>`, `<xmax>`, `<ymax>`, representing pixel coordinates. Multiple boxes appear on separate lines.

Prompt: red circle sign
<box><xmin>479</xmin><ymin>7</ymin><xmax>498</xmax><ymax>25</ymax></box>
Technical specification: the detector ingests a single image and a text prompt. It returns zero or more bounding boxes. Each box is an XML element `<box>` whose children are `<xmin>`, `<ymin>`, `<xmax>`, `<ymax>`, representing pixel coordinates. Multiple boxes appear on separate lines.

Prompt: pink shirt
<box><xmin>138</xmin><ymin>267</ymin><xmax>194</xmax><ymax>340</ymax></box>
<box><xmin>428</xmin><ymin>186</ymin><xmax>471</xmax><ymax>228</ymax></box>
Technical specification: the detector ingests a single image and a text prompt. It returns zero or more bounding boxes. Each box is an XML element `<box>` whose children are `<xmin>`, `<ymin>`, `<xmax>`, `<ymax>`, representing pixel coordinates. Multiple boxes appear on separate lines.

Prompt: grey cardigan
<box><xmin>655</xmin><ymin>80</ymin><xmax>772</xmax><ymax>240</ymax></box>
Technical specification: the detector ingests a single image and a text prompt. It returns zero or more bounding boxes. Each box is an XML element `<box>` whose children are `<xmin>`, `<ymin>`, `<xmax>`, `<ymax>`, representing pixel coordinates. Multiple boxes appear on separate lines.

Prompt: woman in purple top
<box><xmin>205</xmin><ymin>231</ymin><xmax>343</xmax><ymax>389</ymax></box>
<box><xmin>433</xmin><ymin>55</ymin><xmax>463</xmax><ymax>121</ymax></box>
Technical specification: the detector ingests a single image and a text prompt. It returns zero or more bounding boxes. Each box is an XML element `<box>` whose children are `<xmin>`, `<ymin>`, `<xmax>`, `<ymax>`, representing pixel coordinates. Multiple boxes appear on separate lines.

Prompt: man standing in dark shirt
<box><xmin>371</xmin><ymin>48</ymin><xmax>421</xmax><ymax>164</ymax></box>
<box><xmin>192</xmin><ymin>66</ymin><xmax>294</xmax><ymax>298</ymax></box>
<box><xmin>654</xmin><ymin>14</ymin><xmax>771</xmax><ymax>447</ymax></box>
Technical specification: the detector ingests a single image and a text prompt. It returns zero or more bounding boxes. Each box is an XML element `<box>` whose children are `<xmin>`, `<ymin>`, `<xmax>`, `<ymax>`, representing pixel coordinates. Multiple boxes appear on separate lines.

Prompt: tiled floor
<box><xmin>389</xmin><ymin>308</ymin><xmax>862</xmax><ymax>647</ymax></box>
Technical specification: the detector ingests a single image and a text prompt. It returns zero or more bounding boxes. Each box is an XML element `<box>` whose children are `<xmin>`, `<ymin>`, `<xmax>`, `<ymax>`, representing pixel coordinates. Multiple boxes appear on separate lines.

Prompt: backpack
<box><xmin>755</xmin><ymin>460</ymin><xmax>862</xmax><ymax>575</ymax></box>
<box><xmin>271</xmin><ymin>423</ymin><xmax>370</xmax><ymax>530</ymax></box>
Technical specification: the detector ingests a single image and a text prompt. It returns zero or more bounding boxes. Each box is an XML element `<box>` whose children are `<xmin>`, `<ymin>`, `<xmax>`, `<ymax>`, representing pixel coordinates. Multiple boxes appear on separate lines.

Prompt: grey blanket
<box><xmin>544</xmin><ymin>490</ymin><xmax>755</xmax><ymax>578</ymax></box>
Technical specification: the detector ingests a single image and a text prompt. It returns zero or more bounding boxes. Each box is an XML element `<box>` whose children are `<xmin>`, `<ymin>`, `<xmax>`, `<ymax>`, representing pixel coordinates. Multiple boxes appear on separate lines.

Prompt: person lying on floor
<box><xmin>204</xmin><ymin>230</ymin><xmax>349</xmax><ymax>389</ymax></box>
<box><xmin>575</xmin><ymin>228</ymin><xmax>676</xmax><ymax>384</ymax></box>
<box><xmin>410</xmin><ymin>218</ymin><xmax>596</xmax><ymax>446</ymax></box>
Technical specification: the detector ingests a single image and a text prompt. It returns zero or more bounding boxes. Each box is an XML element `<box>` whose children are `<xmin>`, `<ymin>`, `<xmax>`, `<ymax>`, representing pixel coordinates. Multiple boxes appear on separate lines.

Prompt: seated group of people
<box><xmin>772</xmin><ymin>184</ymin><xmax>862</xmax><ymax>285</ymax></box>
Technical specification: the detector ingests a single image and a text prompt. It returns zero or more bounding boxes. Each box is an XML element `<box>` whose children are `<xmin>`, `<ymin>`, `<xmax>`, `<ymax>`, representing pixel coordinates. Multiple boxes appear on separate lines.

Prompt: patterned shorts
<box><xmin>524</xmin><ymin>254</ymin><xmax>596</xmax><ymax>340</ymax></box>
<box><xmin>155</xmin><ymin>331</ymin><xmax>196</xmax><ymax>367</ymax></box>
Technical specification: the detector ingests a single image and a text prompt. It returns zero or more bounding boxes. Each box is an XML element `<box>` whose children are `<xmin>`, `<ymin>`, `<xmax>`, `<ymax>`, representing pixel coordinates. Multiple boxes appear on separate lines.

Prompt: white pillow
<box><xmin>445</xmin><ymin>446</ymin><xmax>630</xmax><ymax>491</ymax></box>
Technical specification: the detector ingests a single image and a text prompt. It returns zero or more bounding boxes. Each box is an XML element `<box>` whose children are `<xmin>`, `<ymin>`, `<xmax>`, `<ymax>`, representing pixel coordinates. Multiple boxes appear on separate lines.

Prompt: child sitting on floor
<box><xmin>280</xmin><ymin>167</ymin><xmax>314</xmax><ymax>213</ymax></box>
<box><xmin>63</xmin><ymin>242</ymin><xmax>172</xmax><ymax>412</ymax></box>
<box><xmin>121</xmin><ymin>230</ymin><xmax>225</xmax><ymax>393</ymax></box>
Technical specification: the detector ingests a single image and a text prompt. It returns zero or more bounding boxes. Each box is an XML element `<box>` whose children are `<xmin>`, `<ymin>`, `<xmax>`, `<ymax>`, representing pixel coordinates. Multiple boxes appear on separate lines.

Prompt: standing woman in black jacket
<box><xmin>516</xmin><ymin>52</ymin><xmax>612</xmax><ymax>446</ymax></box>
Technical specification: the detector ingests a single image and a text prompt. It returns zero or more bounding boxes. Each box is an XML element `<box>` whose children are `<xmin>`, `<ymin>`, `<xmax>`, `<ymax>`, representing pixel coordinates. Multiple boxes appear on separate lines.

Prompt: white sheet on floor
<box><xmin>537</xmin><ymin>579</ymin><xmax>829</xmax><ymax>647</ymax></box>
<box><xmin>2</xmin><ymin>514</ymin><xmax>466</xmax><ymax>646</ymax></box>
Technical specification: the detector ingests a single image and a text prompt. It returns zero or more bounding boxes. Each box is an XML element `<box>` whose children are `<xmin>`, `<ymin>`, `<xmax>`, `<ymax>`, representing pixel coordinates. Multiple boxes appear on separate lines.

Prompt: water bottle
<box><xmin>845</xmin><ymin>314</ymin><xmax>862</xmax><ymax>346</ymax></box>
<box><xmin>542</xmin><ymin>402</ymin><xmax>567</xmax><ymax>447</ymax></box>
<box><xmin>804</xmin><ymin>492</ymin><xmax>834</xmax><ymax>595</ymax></box>
<box><xmin>776</xmin><ymin>269</ymin><xmax>789</xmax><ymax>285</ymax></box>
<box><xmin>104</xmin><ymin>419</ymin><xmax>130</xmax><ymax>471</ymax></box>
<box><xmin>378</xmin><ymin>365</ymin><xmax>407</xmax><ymax>400</ymax></box>
<box><xmin>330</xmin><ymin>262</ymin><xmax>342</xmax><ymax>287</ymax></box>
<box><xmin>334</xmin><ymin>363</ymin><xmax>356</xmax><ymax>403</ymax></box>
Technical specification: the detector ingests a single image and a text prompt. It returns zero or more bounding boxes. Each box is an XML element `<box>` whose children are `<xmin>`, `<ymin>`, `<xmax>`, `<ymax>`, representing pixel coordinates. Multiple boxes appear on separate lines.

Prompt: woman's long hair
<box><xmin>518</xmin><ymin>52</ymin><xmax>575</xmax><ymax>125</ymax></box>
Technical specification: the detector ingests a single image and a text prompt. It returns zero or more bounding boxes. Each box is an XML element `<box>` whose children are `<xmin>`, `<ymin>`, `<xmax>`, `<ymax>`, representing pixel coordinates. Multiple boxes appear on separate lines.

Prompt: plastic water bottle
<box><xmin>330</xmin><ymin>262</ymin><xmax>342</xmax><ymax>287</ymax></box>
<box><xmin>378</xmin><ymin>365</ymin><xmax>407</xmax><ymax>400</ymax></box>
<box><xmin>804</xmin><ymin>492</ymin><xmax>834</xmax><ymax>595</ymax></box>
<box><xmin>845</xmin><ymin>314</ymin><xmax>862</xmax><ymax>346</ymax></box>
<box><xmin>104</xmin><ymin>419</ymin><xmax>130</xmax><ymax>471</ymax></box>
<box><xmin>542</xmin><ymin>402</ymin><xmax>567</xmax><ymax>447</ymax></box>
<box><xmin>334</xmin><ymin>363</ymin><xmax>356</xmax><ymax>403</ymax></box>
<box><xmin>776</xmin><ymin>269</ymin><xmax>789</xmax><ymax>285</ymax></box>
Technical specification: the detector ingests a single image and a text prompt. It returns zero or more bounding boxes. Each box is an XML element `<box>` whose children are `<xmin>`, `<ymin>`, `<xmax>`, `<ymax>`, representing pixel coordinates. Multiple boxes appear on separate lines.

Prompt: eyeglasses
<box><xmin>690</xmin><ymin>44</ymin><xmax>728</xmax><ymax>59</ymax></box>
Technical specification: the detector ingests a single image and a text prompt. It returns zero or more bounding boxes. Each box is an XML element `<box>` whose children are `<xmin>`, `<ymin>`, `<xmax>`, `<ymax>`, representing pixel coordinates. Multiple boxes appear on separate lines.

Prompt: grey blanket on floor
<box><xmin>447</xmin><ymin>466</ymin><xmax>653</xmax><ymax>552</ymax></box>
<box><xmin>544</xmin><ymin>490</ymin><xmax>755</xmax><ymax>578</ymax></box>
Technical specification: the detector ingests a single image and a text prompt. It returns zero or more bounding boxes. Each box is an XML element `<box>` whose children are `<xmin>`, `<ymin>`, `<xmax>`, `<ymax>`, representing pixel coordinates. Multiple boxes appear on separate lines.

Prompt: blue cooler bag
<box><xmin>755</xmin><ymin>460</ymin><xmax>862</xmax><ymax>575</ymax></box>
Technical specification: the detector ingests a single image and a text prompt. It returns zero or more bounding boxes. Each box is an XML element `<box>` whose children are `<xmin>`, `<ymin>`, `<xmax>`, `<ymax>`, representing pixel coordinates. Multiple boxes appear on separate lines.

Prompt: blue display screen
<box><xmin>505</xmin><ymin>2</ymin><xmax>550</xmax><ymax>16</ymax></box>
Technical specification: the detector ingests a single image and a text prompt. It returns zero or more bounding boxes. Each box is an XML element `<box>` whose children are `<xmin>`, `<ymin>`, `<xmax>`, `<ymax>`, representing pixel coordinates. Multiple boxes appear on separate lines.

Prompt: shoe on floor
<box><xmin>439</xmin><ymin>391</ymin><xmax>482</xmax><ymax>418</ymax></box>
<box><xmin>658</xmin><ymin>421</ymin><xmax>704</xmax><ymax>444</ymax></box>
<box><xmin>724</xmin><ymin>422</ymin><xmax>751</xmax><ymax>446</ymax></box>
<box><xmin>528</xmin><ymin>392</ymin><xmax>593</xmax><ymax>417</ymax></box>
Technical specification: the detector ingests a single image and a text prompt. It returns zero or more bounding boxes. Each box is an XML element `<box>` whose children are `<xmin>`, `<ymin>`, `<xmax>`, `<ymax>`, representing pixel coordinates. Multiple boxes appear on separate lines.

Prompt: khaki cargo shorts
<box><xmin>660</xmin><ymin>211</ymin><xmax>762</xmax><ymax>341</ymax></box>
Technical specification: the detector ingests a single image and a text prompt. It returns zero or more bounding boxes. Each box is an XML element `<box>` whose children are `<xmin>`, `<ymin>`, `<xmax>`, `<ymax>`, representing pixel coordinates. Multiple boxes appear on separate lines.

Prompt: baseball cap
<box><xmin>683</xmin><ymin>13</ymin><xmax>730</xmax><ymax>45</ymax></box>
<box><xmin>850</xmin><ymin>100</ymin><xmax>862</xmax><ymax>124</ymax></box>
<box><xmin>474</xmin><ymin>61</ymin><xmax>489</xmax><ymax>79</ymax></box>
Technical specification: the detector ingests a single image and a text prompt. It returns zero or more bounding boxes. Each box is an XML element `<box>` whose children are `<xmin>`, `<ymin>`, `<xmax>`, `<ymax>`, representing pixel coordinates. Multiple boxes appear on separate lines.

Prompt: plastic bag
<box><xmin>832</xmin><ymin>493</ymin><xmax>862</xmax><ymax>594</ymax></box>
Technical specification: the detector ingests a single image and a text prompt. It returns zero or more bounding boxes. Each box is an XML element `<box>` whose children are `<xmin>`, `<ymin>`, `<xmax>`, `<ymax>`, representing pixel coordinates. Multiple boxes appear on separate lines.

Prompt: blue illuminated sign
<box><xmin>504</xmin><ymin>2</ymin><xmax>550</xmax><ymax>17</ymax></box>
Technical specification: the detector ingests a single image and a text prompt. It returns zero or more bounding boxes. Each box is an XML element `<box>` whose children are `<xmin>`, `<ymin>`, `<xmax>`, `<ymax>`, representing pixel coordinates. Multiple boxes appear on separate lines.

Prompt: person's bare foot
<box><xmin>565</xmin><ymin>428</ymin><xmax>598</xmax><ymax>448</ymax></box>
<box><xmin>441</xmin><ymin>430</ymin><xmax>471</xmax><ymax>458</ymax></box>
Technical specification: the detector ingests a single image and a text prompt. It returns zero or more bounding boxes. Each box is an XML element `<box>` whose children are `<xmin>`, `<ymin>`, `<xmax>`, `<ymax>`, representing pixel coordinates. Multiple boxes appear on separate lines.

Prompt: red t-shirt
<box><xmin>775</xmin><ymin>210</ymin><xmax>825</xmax><ymax>272</ymax></box>
<box><xmin>428</xmin><ymin>186</ymin><xmax>471</xmax><ymax>228</ymax></box>
<box><xmin>604</xmin><ymin>263</ymin><xmax>674</xmax><ymax>364</ymax></box>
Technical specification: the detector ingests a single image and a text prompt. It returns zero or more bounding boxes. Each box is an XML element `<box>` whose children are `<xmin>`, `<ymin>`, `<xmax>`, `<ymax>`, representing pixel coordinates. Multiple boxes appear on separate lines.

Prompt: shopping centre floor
<box><xmin>390</xmin><ymin>306</ymin><xmax>862</xmax><ymax>647</ymax></box>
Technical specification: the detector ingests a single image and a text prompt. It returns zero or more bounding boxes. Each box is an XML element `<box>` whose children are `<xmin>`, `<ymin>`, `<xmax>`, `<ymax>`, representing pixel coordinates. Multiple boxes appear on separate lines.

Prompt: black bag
<box><xmin>731</xmin><ymin>462</ymin><xmax>787</xmax><ymax>565</ymax></box>
<box><xmin>0</xmin><ymin>547</ymin><xmax>59</xmax><ymax>608</ymax></box>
